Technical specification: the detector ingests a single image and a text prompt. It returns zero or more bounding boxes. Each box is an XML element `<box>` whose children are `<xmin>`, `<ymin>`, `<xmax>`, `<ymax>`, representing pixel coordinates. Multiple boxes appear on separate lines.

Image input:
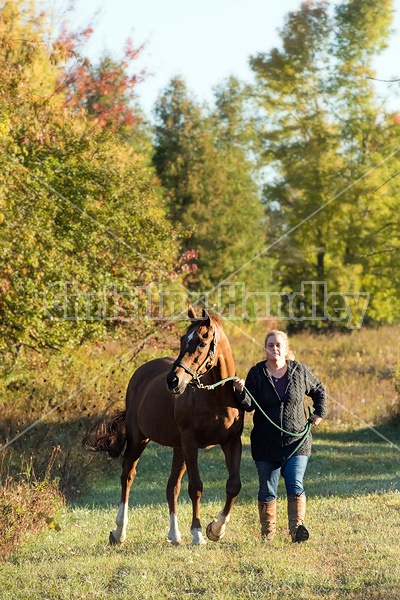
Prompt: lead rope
<box><xmin>195</xmin><ymin>376</ymin><xmax>314</xmax><ymax>468</ymax></box>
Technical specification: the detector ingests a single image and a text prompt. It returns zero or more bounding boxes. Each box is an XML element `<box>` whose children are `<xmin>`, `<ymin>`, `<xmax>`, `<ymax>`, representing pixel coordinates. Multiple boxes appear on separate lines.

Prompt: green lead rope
<box><xmin>198</xmin><ymin>376</ymin><xmax>314</xmax><ymax>468</ymax></box>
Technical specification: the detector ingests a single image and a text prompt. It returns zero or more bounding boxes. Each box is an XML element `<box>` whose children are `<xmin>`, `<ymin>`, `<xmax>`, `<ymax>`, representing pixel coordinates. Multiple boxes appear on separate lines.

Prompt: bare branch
<box><xmin>359</xmin><ymin>246</ymin><xmax>400</xmax><ymax>257</ymax></box>
<box><xmin>374</xmin><ymin>170</ymin><xmax>400</xmax><ymax>194</ymax></box>
<box><xmin>366</xmin><ymin>76</ymin><xmax>400</xmax><ymax>83</ymax></box>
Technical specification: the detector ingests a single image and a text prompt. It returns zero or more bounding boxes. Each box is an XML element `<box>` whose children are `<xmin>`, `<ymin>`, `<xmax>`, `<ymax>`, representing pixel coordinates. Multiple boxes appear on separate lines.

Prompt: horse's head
<box><xmin>166</xmin><ymin>306</ymin><xmax>218</xmax><ymax>395</ymax></box>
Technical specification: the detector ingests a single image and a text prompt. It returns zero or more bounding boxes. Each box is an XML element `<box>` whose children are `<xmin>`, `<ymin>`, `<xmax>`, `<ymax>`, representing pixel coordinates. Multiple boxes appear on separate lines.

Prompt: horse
<box><xmin>84</xmin><ymin>306</ymin><xmax>244</xmax><ymax>546</ymax></box>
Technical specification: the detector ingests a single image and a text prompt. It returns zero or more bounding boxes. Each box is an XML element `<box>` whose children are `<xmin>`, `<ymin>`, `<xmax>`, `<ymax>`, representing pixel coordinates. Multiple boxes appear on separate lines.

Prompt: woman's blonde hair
<box><xmin>264</xmin><ymin>330</ymin><xmax>295</xmax><ymax>361</ymax></box>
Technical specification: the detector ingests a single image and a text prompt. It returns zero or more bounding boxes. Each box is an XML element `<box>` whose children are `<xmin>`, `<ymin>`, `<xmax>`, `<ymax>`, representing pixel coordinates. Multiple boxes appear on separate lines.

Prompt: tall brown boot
<box><xmin>287</xmin><ymin>494</ymin><xmax>309</xmax><ymax>543</ymax></box>
<box><xmin>258</xmin><ymin>499</ymin><xmax>276</xmax><ymax>541</ymax></box>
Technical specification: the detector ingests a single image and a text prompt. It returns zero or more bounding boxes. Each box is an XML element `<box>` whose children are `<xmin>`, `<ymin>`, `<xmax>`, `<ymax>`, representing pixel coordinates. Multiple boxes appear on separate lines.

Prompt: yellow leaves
<box><xmin>0</xmin><ymin>115</ymin><xmax>11</xmax><ymax>139</ymax></box>
<box><xmin>0</xmin><ymin>213</ymin><xmax>4</xmax><ymax>224</ymax></box>
<box><xmin>45</xmin><ymin>516</ymin><xmax>61</xmax><ymax>532</ymax></box>
<box><xmin>3</xmin><ymin>38</ymin><xmax>16</xmax><ymax>50</ymax></box>
<box><xmin>49</xmin><ymin>41</ymin><xmax>68</xmax><ymax>66</ymax></box>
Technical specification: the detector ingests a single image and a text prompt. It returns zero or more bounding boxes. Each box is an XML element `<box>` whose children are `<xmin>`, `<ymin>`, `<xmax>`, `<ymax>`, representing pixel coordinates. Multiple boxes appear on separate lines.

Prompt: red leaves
<box><xmin>60</xmin><ymin>33</ymin><xmax>146</xmax><ymax>132</ymax></box>
<box><xmin>173</xmin><ymin>249</ymin><xmax>199</xmax><ymax>277</ymax></box>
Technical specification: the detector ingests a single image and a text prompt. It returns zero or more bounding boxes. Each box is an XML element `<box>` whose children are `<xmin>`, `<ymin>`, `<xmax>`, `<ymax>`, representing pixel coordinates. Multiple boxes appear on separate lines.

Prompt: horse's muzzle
<box><xmin>166</xmin><ymin>369</ymin><xmax>187</xmax><ymax>395</ymax></box>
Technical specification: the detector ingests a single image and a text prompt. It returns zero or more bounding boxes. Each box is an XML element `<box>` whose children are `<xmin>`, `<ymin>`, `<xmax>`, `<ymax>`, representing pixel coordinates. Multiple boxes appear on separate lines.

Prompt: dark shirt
<box><xmin>272</xmin><ymin>371</ymin><xmax>288</xmax><ymax>400</ymax></box>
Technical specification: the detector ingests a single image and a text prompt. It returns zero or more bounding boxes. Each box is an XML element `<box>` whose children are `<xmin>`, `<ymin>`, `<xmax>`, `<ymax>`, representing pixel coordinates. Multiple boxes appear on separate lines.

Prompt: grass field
<box><xmin>1</xmin><ymin>420</ymin><xmax>400</xmax><ymax>599</ymax></box>
<box><xmin>1</xmin><ymin>323</ymin><xmax>400</xmax><ymax>598</ymax></box>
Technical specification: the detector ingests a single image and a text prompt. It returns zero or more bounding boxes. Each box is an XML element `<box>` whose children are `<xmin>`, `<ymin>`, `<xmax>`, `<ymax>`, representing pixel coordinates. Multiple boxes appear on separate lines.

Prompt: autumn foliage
<box><xmin>62</xmin><ymin>36</ymin><xmax>147</xmax><ymax>131</ymax></box>
<box><xmin>2</xmin><ymin>0</ymin><xmax>400</xmax><ymax>364</ymax></box>
<box><xmin>0</xmin><ymin>0</ymin><xmax>179</xmax><ymax>359</ymax></box>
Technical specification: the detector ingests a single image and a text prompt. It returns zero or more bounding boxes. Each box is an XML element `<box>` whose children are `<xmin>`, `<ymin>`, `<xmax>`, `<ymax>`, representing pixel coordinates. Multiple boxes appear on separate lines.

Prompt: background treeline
<box><xmin>1</xmin><ymin>0</ymin><xmax>400</xmax><ymax>363</ymax></box>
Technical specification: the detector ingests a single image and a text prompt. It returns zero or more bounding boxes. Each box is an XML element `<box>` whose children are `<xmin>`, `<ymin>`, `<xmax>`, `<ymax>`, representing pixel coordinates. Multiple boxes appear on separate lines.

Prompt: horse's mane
<box><xmin>185</xmin><ymin>312</ymin><xmax>221</xmax><ymax>334</ymax></box>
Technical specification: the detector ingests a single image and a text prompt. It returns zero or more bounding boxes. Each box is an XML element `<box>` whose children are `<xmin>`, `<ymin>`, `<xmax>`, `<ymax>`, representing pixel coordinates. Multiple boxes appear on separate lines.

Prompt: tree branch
<box><xmin>374</xmin><ymin>170</ymin><xmax>400</xmax><ymax>194</ymax></box>
<box><xmin>366</xmin><ymin>76</ymin><xmax>400</xmax><ymax>83</ymax></box>
<box><xmin>359</xmin><ymin>246</ymin><xmax>400</xmax><ymax>257</ymax></box>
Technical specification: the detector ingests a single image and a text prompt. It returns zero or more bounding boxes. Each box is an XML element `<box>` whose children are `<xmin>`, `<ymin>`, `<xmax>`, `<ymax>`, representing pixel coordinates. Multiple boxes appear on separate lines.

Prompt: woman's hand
<box><xmin>233</xmin><ymin>377</ymin><xmax>245</xmax><ymax>393</ymax></box>
<box><xmin>310</xmin><ymin>415</ymin><xmax>322</xmax><ymax>428</ymax></box>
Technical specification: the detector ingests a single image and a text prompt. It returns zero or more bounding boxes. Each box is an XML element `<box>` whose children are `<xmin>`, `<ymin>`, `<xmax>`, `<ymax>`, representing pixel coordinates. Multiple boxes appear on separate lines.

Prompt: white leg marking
<box><xmin>168</xmin><ymin>513</ymin><xmax>182</xmax><ymax>545</ymax></box>
<box><xmin>191</xmin><ymin>527</ymin><xmax>207</xmax><ymax>546</ymax></box>
<box><xmin>112</xmin><ymin>502</ymin><xmax>128</xmax><ymax>543</ymax></box>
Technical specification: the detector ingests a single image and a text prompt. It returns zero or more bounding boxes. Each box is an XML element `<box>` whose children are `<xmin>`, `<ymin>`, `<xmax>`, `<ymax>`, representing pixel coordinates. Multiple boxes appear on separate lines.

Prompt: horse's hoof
<box><xmin>168</xmin><ymin>537</ymin><xmax>182</xmax><ymax>546</ymax></box>
<box><xmin>191</xmin><ymin>527</ymin><xmax>207</xmax><ymax>545</ymax></box>
<box><xmin>206</xmin><ymin>521</ymin><xmax>221</xmax><ymax>542</ymax></box>
<box><xmin>109</xmin><ymin>531</ymin><xmax>123</xmax><ymax>546</ymax></box>
<box><xmin>191</xmin><ymin>537</ymin><xmax>207</xmax><ymax>546</ymax></box>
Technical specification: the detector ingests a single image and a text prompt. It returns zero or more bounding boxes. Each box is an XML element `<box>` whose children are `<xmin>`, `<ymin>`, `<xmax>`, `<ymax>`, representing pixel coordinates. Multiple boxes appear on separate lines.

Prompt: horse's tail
<box><xmin>82</xmin><ymin>411</ymin><xmax>126</xmax><ymax>458</ymax></box>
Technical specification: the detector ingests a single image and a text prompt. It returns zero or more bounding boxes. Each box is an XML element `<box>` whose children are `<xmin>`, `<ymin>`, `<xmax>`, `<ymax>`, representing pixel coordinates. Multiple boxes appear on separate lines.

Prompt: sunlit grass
<box><xmin>1</xmin><ymin>324</ymin><xmax>400</xmax><ymax>598</ymax></box>
<box><xmin>2</xmin><ymin>416</ymin><xmax>400</xmax><ymax>599</ymax></box>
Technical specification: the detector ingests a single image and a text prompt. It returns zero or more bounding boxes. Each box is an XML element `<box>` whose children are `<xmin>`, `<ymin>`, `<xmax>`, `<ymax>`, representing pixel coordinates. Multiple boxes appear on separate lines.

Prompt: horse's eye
<box><xmin>199</xmin><ymin>341</ymin><xmax>207</xmax><ymax>349</ymax></box>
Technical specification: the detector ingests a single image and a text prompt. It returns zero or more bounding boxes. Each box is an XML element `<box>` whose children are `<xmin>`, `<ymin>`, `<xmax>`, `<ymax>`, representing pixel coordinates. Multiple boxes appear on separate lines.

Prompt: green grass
<box><xmin>1</xmin><ymin>418</ymin><xmax>400</xmax><ymax>600</ymax></box>
<box><xmin>1</xmin><ymin>323</ymin><xmax>400</xmax><ymax>598</ymax></box>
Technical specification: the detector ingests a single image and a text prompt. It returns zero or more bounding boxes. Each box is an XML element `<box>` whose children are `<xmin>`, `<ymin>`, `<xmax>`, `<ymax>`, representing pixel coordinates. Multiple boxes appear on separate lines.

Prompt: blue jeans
<box><xmin>255</xmin><ymin>455</ymin><xmax>309</xmax><ymax>502</ymax></box>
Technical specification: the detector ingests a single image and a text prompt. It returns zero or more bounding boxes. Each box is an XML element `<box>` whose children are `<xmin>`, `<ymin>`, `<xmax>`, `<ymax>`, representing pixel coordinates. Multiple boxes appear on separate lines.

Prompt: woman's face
<box><xmin>265</xmin><ymin>334</ymin><xmax>287</xmax><ymax>362</ymax></box>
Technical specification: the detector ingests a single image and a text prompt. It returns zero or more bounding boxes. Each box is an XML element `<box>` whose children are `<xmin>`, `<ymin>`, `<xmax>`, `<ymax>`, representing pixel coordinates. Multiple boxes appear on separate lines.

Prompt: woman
<box><xmin>233</xmin><ymin>330</ymin><xmax>326</xmax><ymax>543</ymax></box>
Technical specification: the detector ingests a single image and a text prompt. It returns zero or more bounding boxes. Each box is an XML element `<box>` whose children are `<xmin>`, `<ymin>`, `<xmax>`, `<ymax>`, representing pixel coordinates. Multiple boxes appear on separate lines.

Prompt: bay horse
<box><xmin>84</xmin><ymin>306</ymin><xmax>243</xmax><ymax>546</ymax></box>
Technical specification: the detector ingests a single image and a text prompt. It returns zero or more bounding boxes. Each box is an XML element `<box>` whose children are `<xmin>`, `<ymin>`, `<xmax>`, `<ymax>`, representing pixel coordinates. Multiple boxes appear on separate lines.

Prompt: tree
<box><xmin>63</xmin><ymin>39</ymin><xmax>146</xmax><ymax>133</ymax></box>
<box><xmin>153</xmin><ymin>77</ymin><xmax>275</xmax><ymax>310</ymax></box>
<box><xmin>249</xmin><ymin>0</ymin><xmax>400</xmax><ymax>327</ymax></box>
<box><xmin>54</xmin><ymin>10</ymin><xmax>153</xmax><ymax>156</ymax></box>
<box><xmin>0</xmin><ymin>0</ymin><xmax>180</xmax><ymax>359</ymax></box>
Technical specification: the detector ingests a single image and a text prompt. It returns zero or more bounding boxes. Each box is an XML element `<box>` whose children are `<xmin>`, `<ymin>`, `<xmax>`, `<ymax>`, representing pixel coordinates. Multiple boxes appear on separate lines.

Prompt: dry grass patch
<box><xmin>0</xmin><ymin>450</ymin><xmax>64</xmax><ymax>561</ymax></box>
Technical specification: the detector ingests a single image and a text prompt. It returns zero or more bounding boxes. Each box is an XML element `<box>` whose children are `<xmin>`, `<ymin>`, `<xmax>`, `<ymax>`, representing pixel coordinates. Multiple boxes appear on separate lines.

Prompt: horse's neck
<box><xmin>210</xmin><ymin>329</ymin><xmax>235</xmax><ymax>383</ymax></box>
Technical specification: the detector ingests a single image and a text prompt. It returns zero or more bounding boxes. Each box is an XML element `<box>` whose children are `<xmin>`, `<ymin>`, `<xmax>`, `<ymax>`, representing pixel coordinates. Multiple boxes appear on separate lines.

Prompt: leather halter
<box><xmin>172</xmin><ymin>324</ymin><xmax>218</xmax><ymax>387</ymax></box>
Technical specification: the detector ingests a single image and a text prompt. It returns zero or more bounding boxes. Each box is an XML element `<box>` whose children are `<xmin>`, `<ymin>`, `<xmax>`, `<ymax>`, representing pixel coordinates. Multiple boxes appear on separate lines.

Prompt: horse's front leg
<box><xmin>166</xmin><ymin>448</ymin><xmax>186</xmax><ymax>545</ymax></box>
<box><xmin>206</xmin><ymin>435</ymin><xmax>242</xmax><ymax>542</ymax></box>
<box><xmin>181</xmin><ymin>430</ymin><xmax>206</xmax><ymax>546</ymax></box>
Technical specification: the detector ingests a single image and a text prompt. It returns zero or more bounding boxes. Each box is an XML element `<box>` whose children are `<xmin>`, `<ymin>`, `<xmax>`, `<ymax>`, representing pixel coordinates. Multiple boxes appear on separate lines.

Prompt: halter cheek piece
<box><xmin>172</xmin><ymin>325</ymin><xmax>218</xmax><ymax>387</ymax></box>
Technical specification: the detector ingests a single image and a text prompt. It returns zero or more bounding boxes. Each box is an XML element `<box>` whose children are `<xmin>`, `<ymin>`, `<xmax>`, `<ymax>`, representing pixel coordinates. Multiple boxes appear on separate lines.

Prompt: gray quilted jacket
<box><xmin>233</xmin><ymin>360</ymin><xmax>327</xmax><ymax>462</ymax></box>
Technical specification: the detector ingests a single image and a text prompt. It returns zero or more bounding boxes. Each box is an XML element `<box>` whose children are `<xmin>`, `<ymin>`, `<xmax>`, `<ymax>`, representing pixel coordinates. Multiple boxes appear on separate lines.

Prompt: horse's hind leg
<box><xmin>166</xmin><ymin>448</ymin><xmax>186</xmax><ymax>545</ymax></box>
<box><xmin>206</xmin><ymin>436</ymin><xmax>242</xmax><ymax>542</ymax></box>
<box><xmin>110</xmin><ymin>435</ymin><xmax>148</xmax><ymax>545</ymax></box>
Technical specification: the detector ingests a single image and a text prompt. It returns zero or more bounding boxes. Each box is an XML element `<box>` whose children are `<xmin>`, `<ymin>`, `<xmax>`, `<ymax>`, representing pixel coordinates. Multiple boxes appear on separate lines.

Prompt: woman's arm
<box><xmin>232</xmin><ymin>368</ymin><xmax>257</xmax><ymax>412</ymax></box>
<box><xmin>304</xmin><ymin>366</ymin><xmax>327</xmax><ymax>424</ymax></box>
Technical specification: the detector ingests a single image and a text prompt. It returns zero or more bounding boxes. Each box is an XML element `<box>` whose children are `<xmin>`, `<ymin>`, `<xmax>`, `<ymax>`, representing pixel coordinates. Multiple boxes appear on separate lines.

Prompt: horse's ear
<box><xmin>188</xmin><ymin>305</ymin><xmax>197</xmax><ymax>321</ymax></box>
<box><xmin>201</xmin><ymin>308</ymin><xmax>211</xmax><ymax>326</ymax></box>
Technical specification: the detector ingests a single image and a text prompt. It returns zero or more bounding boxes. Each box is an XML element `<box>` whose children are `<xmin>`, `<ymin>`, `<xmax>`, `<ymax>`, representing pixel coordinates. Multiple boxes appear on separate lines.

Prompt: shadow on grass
<box><xmin>2</xmin><ymin>415</ymin><xmax>399</xmax><ymax>512</ymax></box>
<box><xmin>314</xmin><ymin>425</ymin><xmax>400</xmax><ymax>447</ymax></box>
<box><xmin>305</xmin><ymin>425</ymin><xmax>400</xmax><ymax>498</ymax></box>
<box><xmin>74</xmin><ymin>424</ymin><xmax>400</xmax><ymax>510</ymax></box>
<box><xmin>71</xmin><ymin>441</ymin><xmax>260</xmax><ymax>510</ymax></box>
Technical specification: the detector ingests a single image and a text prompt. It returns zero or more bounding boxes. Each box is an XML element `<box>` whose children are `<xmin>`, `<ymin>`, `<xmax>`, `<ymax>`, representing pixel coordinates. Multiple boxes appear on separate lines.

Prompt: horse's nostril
<box><xmin>167</xmin><ymin>372</ymin><xmax>179</xmax><ymax>390</ymax></box>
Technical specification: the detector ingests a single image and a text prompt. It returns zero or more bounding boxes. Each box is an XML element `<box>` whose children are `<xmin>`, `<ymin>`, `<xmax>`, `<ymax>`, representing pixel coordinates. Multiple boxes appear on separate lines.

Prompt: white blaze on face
<box><xmin>186</xmin><ymin>330</ymin><xmax>195</xmax><ymax>348</ymax></box>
